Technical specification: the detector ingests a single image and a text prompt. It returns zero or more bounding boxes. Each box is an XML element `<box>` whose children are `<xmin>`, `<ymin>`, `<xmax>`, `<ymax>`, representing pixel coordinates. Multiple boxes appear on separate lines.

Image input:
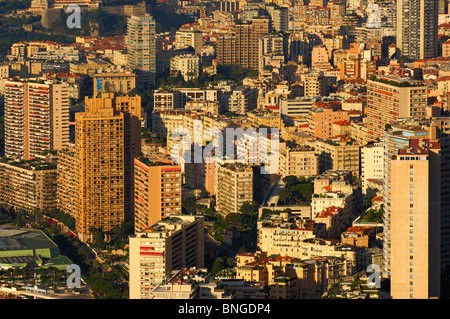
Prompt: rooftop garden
<box><xmin>359</xmin><ymin>207</ymin><xmax>384</xmax><ymax>224</ymax></box>
<box><xmin>141</xmin><ymin>127</ymin><xmax>166</xmax><ymax>144</ymax></box>
<box><xmin>136</xmin><ymin>154</ymin><xmax>173</xmax><ymax>166</ymax></box>
<box><xmin>0</xmin><ymin>157</ymin><xmax>57</xmax><ymax>170</ymax></box>
<box><xmin>369</xmin><ymin>75</ymin><xmax>424</xmax><ymax>87</ymax></box>
<box><xmin>277</xmin><ymin>176</ymin><xmax>314</xmax><ymax>206</ymax></box>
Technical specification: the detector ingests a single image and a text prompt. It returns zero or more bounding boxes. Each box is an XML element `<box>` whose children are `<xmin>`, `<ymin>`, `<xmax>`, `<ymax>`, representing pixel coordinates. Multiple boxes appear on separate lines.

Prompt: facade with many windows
<box><xmin>129</xmin><ymin>215</ymin><xmax>205</xmax><ymax>299</ymax></box>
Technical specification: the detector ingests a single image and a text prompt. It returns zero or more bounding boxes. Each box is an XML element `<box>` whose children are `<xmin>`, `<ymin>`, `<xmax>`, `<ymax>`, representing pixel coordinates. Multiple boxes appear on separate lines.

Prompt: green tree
<box><xmin>283</xmin><ymin>175</ymin><xmax>300</xmax><ymax>188</ymax></box>
<box><xmin>210</xmin><ymin>257</ymin><xmax>224</xmax><ymax>276</ymax></box>
<box><xmin>225</xmin><ymin>257</ymin><xmax>235</xmax><ymax>268</ymax></box>
<box><xmin>278</xmin><ymin>188</ymin><xmax>293</xmax><ymax>205</ymax></box>
<box><xmin>182</xmin><ymin>196</ymin><xmax>197</xmax><ymax>214</ymax></box>
<box><xmin>89</xmin><ymin>227</ymin><xmax>105</xmax><ymax>248</ymax></box>
<box><xmin>239</xmin><ymin>201</ymin><xmax>259</xmax><ymax>215</ymax></box>
<box><xmin>225</xmin><ymin>213</ymin><xmax>242</xmax><ymax>226</ymax></box>
<box><xmin>237</xmin><ymin>246</ymin><xmax>247</xmax><ymax>254</ymax></box>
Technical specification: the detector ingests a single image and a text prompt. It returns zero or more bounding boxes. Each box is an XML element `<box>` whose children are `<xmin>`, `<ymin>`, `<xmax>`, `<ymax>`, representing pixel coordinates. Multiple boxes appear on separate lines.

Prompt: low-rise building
<box><xmin>307</xmin><ymin>102</ymin><xmax>350</xmax><ymax>139</ymax></box>
<box><xmin>170</xmin><ymin>54</ymin><xmax>200</xmax><ymax>82</ymax></box>
<box><xmin>257</xmin><ymin>215</ymin><xmax>316</xmax><ymax>259</ymax></box>
<box><xmin>234</xmin><ymin>252</ymin><xmax>354</xmax><ymax>299</ymax></box>
<box><xmin>340</xmin><ymin>226</ymin><xmax>376</xmax><ymax>248</ymax></box>
<box><xmin>300</xmin><ymin>238</ymin><xmax>356</xmax><ymax>264</ymax></box>
<box><xmin>311</xmin><ymin>191</ymin><xmax>354</xmax><ymax>222</ymax></box>
<box><xmin>149</xmin><ymin>267</ymin><xmax>209</xmax><ymax>299</ymax></box>
<box><xmin>313</xmin><ymin>206</ymin><xmax>349</xmax><ymax>239</ymax></box>
<box><xmin>0</xmin><ymin>227</ymin><xmax>72</xmax><ymax>270</ymax></box>
<box><xmin>228</xmin><ymin>86</ymin><xmax>258</xmax><ymax>114</ymax></box>
<box><xmin>313</xmin><ymin>169</ymin><xmax>353</xmax><ymax>194</ymax></box>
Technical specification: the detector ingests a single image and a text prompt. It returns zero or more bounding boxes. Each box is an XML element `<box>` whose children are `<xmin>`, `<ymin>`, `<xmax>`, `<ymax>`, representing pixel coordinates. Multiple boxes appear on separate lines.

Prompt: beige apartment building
<box><xmin>315</xmin><ymin>137</ymin><xmax>360</xmax><ymax>177</ymax></box>
<box><xmin>366</xmin><ymin>75</ymin><xmax>427</xmax><ymax>138</ymax></box>
<box><xmin>258</xmin><ymin>224</ymin><xmax>316</xmax><ymax>259</ymax></box>
<box><xmin>174</xmin><ymin>30</ymin><xmax>203</xmax><ymax>55</ymax></box>
<box><xmin>134</xmin><ymin>158</ymin><xmax>182</xmax><ymax>232</ymax></box>
<box><xmin>216</xmin><ymin>18</ymin><xmax>270</xmax><ymax>71</ymax></box>
<box><xmin>378</xmin><ymin>117</ymin><xmax>450</xmax><ymax>277</ymax></box>
<box><xmin>126</xmin><ymin>14</ymin><xmax>157</xmax><ymax>88</ymax></box>
<box><xmin>129</xmin><ymin>215</ymin><xmax>205</xmax><ymax>299</ymax></box>
<box><xmin>311</xmin><ymin>191</ymin><xmax>354</xmax><ymax>220</ymax></box>
<box><xmin>215</xmin><ymin>163</ymin><xmax>253</xmax><ymax>215</ymax></box>
<box><xmin>347</xmin><ymin>122</ymin><xmax>375</xmax><ymax>146</ymax></box>
<box><xmin>153</xmin><ymin>89</ymin><xmax>182</xmax><ymax>112</ymax></box>
<box><xmin>0</xmin><ymin>158</ymin><xmax>57</xmax><ymax>212</ymax></box>
<box><xmin>383</xmin><ymin>120</ymin><xmax>437</xmax><ymax>276</ymax></box>
<box><xmin>184</xmin><ymin>101</ymin><xmax>220</xmax><ymax>116</ymax></box>
<box><xmin>70</xmin><ymin>58</ymin><xmax>113</xmax><ymax>76</ymax></box>
<box><xmin>389</xmin><ymin>141</ymin><xmax>441</xmax><ymax>299</ymax></box>
<box><xmin>3</xmin><ymin>78</ymin><xmax>70</xmax><ymax>160</ymax></box>
<box><xmin>235</xmin><ymin>252</ymin><xmax>354</xmax><ymax>299</ymax></box>
<box><xmin>300</xmin><ymin>238</ymin><xmax>356</xmax><ymax>263</ymax></box>
<box><xmin>279</xmin><ymin>143</ymin><xmax>319</xmax><ymax>178</ymax></box>
<box><xmin>307</xmin><ymin>103</ymin><xmax>350</xmax><ymax>140</ymax></box>
<box><xmin>304</xmin><ymin>71</ymin><xmax>328</xmax><ymax>97</ymax></box>
<box><xmin>313</xmin><ymin>206</ymin><xmax>348</xmax><ymax>239</ymax></box>
<box><xmin>247</xmin><ymin>110</ymin><xmax>283</xmax><ymax>129</ymax></box>
<box><xmin>311</xmin><ymin>45</ymin><xmax>332</xmax><ymax>70</ymax></box>
<box><xmin>228</xmin><ymin>85</ymin><xmax>258</xmax><ymax>114</ymax></box>
<box><xmin>169</xmin><ymin>54</ymin><xmax>200</xmax><ymax>82</ymax></box>
<box><xmin>151</xmin><ymin>110</ymin><xmax>187</xmax><ymax>137</ymax></box>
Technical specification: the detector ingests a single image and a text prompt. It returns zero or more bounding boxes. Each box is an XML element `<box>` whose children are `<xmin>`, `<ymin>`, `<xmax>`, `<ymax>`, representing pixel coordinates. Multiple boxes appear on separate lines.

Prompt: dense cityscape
<box><xmin>0</xmin><ymin>0</ymin><xmax>447</xmax><ymax>304</ymax></box>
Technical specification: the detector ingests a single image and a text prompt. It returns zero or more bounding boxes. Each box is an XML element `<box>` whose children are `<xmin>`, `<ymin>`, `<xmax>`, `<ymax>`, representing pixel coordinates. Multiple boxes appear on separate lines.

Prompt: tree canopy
<box><xmin>278</xmin><ymin>176</ymin><xmax>314</xmax><ymax>205</ymax></box>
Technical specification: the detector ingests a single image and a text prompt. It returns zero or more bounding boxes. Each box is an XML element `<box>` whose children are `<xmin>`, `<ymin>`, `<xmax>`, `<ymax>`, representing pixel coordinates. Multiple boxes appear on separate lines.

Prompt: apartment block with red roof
<box><xmin>307</xmin><ymin>102</ymin><xmax>350</xmax><ymax>139</ymax></box>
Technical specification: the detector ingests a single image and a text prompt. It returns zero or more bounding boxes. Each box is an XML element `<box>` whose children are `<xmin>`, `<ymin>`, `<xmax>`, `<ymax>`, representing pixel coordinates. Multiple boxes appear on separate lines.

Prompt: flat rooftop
<box><xmin>0</xmin><ymin>226</ymin><xmax>72</xmax><ymax>269</ymax></box>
